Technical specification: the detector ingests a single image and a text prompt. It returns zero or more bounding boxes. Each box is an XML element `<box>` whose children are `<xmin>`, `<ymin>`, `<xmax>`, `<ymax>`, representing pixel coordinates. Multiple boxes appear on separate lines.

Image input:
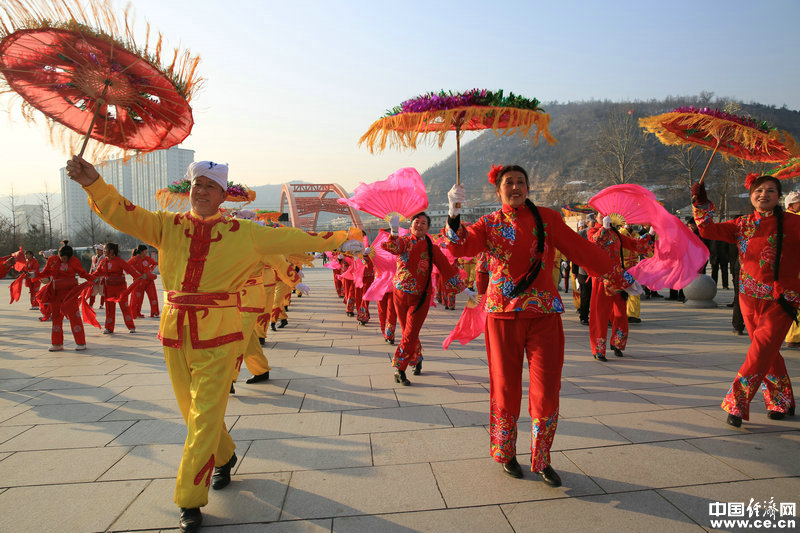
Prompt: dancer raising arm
<box><xmin>445</xmin><ymin>164</ymin><xmax>634</xmax><ymax>487</ymax></box>
<box><xmin>692</xmin><ymin>175</ymin><xmax>798</xmax><ymax>428</ymax></box>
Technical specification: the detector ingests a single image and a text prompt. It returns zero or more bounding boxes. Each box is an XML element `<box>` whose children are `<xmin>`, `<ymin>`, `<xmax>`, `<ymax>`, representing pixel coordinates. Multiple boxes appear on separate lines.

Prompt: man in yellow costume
<box><xmin>66</xmin><ymin>156</ymin><xmax>361</xmax><ymax>533</ymax></box>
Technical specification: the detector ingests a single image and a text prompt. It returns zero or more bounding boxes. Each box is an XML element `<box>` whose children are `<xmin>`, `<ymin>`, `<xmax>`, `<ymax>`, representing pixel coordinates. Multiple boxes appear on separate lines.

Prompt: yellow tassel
<box><xmin>639</xmin><ymin>112</ymin><xmax>798</xmax><ymax>163</ymax></box>
<box><xmin>359</xmin><ymin>106</ymin><xmax>557</xmax><ymax>153</ymax></box>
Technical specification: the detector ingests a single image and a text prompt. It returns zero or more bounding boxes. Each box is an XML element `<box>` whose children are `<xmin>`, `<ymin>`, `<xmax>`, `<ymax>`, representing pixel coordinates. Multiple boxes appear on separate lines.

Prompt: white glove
<box><xmin>624</xmin><ymin>279</ymin><xmax>643</xmax><ymax>296</ymax></box>
<box><xmin>296</xmin><ymin>282</ymin><xmax>310</xmax><ymax>295</ymax></box>
<box><xmin>298</xmin><ymin>270</ymin><xmax>305</xmax><ymax>278</ymax></box>
<box><xmin>448</xmin><ymin>184</ymin><xmax>466</xmax><ymax>217</ymax></box>
<box><xmin>340</xmin><ymin>239</ymin><xmax>364</xmax><ymax>254</ymax></box>
<box><xmin>602</xmin><ymin>215</ymin><xmax>612</xmax><ymax>229</ymax></box>
<box><xmin>459</xmin><ymin>287</ymin><xmax>477</xmax><ymax>304</ymax></box>
<box><xmin>649</xmin><ymin>226</ymin><xmax>656</xmax><ymax>236</ymax></box>
<box><xmin>389</xmin><ymin>214</ymin><xmax>400</xmax><ymax>236</ymax></box>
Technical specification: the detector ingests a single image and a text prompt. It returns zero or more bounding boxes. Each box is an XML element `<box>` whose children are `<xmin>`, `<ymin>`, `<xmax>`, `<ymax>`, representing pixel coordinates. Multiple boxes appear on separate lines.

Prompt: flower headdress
<box><xmin>487</xmin><ymin>164</ymin><xmax>504</xmax><ymax>185</ymax></box>
<box><xmin>744</xmin><ymin>172</ymin><xmax>759</xmax><ymax>190</ymax></box>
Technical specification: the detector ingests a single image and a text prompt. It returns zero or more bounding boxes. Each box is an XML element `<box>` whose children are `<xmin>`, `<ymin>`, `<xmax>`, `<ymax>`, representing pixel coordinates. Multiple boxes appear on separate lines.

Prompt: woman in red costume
<box><xmin>383</xmin><ymin>212</ymin><xmax>469</xmax><ymax>385</ymax></box>
<box><xmin>692</xmin><ymin>175</ymin><xmax>798</xmax><ymax>427</ymax></box>
<box><xmin>587</xmin><ymin>216</ymin><xmax>654</xmax><ymax>360</ymax></box>
<box><xmin>129</xmin><ymin>244</ymin><xmax>161</xmax><ymax>318</ymax></box>
<box><xmin>35</xmin><ymin>240</ymin><xmax>93</xmax><ymax>351</ymax></box>
<box><xmin>446</xmin><ymin>165</ymin><xmax>630</xmax><ymax>486</ymax></box>
<box><xmin>355</xmin><ymin>252</ymin><xmax>375</xmax><ymax>325</ymax></box>
<box><xmin>95</xmin><ymin>242</ymin><xmax>140</xmax><ymax>334</ymax></box>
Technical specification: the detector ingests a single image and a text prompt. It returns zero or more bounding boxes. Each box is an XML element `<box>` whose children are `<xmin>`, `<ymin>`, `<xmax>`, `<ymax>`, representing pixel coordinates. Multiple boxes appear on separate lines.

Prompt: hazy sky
<box><xmin>1</xmin><ymin>0</ymin><xmax>799</xmax><ymax>196</ymax></box>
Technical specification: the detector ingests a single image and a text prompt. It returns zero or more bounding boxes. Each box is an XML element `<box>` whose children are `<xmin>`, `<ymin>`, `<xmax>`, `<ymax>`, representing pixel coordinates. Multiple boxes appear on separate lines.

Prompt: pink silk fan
<box><xmin>589</xmin><ymin>184</ymin><xmax>709</xmax><ymax>290</ymax></box>
<box><xmin>337</xmin><ymin>167</ymin><xmax>428</xmax><ymax>222</ymax></box>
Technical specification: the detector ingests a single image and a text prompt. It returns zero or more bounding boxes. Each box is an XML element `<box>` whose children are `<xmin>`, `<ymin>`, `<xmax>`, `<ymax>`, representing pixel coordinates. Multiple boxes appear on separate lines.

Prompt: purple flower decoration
<box><xmin>672</xmin><ymin>106</ymin><xmax>773</xmax><ymax>133</ymax></box>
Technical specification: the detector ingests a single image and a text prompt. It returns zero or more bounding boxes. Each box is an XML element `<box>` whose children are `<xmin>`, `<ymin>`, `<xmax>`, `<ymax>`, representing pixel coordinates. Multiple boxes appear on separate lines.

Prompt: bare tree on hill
<box><xmin>591</xmin><ymin>105</ymin><xmax>645</xmax><ymax>185</ymax></box>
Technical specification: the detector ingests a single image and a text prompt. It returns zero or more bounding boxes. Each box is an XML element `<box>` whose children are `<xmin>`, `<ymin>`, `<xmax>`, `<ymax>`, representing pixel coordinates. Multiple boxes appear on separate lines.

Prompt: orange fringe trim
<box><xmin>639</xmin><ymin>112</ymin><xmax>798</xmax><ymax>163</ymax></box>
<box><xmin>0</xmin><ymin>0</ymin><xmax>203</xmax><ymax>161</ymax></box>
<box><xmin>359</xmin><ymin>106</ymin><xmax>557</xmax><ymax>153</ymax></box>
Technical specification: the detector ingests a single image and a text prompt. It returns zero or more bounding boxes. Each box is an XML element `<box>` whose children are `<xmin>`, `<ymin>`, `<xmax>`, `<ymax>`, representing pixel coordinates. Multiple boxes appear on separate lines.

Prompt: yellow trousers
<box><xmin>234</xmin><ymin>312</ymin><xmax>271</xmax><ymax>381</ymax></box>
<box><xmin>627</xmin><ymin>294</ymin><xmax>640</xmax><ymax>319</ymax></box>
<box><xmin>163</xmin><ymin>327</ymin><xmax>239</xmax><ymax>508</ymax></box>
<box><xmin>271</xmin><ymin>281</ymin><xmax>290</xmax><ymax>322</ymax></box>
<box><xmin>255</xmin><ymin>283</ymin><xmax>277</xmax><ymax>338</ymax></box>
<box><xmin>786</xmin><ymin>320</ymin><xmax>800</xmax><ymax>343</ymax></box>
<box><xmin>571</xmin><ymin>273</ymin><xmax>580</xmax><ymax>308</ymax></box>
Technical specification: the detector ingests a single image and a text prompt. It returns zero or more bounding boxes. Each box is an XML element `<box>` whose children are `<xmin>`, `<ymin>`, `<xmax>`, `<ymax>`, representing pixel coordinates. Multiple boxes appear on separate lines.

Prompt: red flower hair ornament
<box><xmin>487</xmin><ymin>164</ymin><xmax>504</xmax><ymax>185</ymax></box>
<box><xmin>744</xmin><ymin>172</ymin><xmax>759</xmax><ymax>190</ymax></box>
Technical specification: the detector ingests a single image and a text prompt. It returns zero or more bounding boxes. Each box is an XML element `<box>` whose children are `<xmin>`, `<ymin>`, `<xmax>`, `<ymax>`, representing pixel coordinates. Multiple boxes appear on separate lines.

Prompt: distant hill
<box><xmin>420</xmin><ymin>95</ymin><xmax>800</xmax><ymax>215</ymax></box>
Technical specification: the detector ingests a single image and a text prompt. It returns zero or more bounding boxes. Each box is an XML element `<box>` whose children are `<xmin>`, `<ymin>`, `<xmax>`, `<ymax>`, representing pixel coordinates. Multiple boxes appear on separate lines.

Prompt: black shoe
<box><xmin>594</xmin><ymin>353</ymin><xmax>608</xmax><ymax>362</ymax></box>
<box><xmin>612</xmin><ymin>346</ymin><xmax>624</xmax><ymax>358</ymax></box>
<box><xmin>732</xmin><ymin>329</ymin><xmax>744</xmax><ymax>336</ymax></box>
<box><xmin>277</xmin><ymin>318</ymin><xmax>288</xmax><ymax>328</ymax></box>
<box><xmin>284</xmin><ymin>306</ymin><xmax>289</xmax><ymax>312</ymax></box>
<box><xmin>346</xmin><ymin>312</ymin><xmax>355</xmax><ymax>317</ymax></box>
<box><xmin>358</xmin><ymin>320</ymin><xmax>367</xmax><ymax>326</ymax></box>
<box><xmin>179</xmin><ymin>507</ymin><xmax>202</xmax><ymax>533</ymax></box>
<box><xmin>767</xmin><ymin>410</ymin><xmax>785</xmax><ymax>420</ymax></box>
<box><xmin>502</xmin><ymin>457</ymin><xmax>523</xmax><ymax>479</ymax></box>
<box><xmin>580</xmin><ymin>319</ymin><xmax>589</xmax><ymax>326</ymax></box>
<box><xmin>246</xmin><ymin>371</ymin><xmax>269</xmax><ymax>384</ymax></box>
<box><xmin>537</xmin><ymin>465</ymin><xmax>562</xmax><ymax>487</ymax></box>
<box><xmin>259</xmin><ymin>337</ymin><xmax>265</xmax><ymax>346</ymax></box>
<box><xmin>726</xmin><ymin>303</ymin><xmax>734</xmax><ymax>308</ymax></box>
<box><xmin>628</xmin><ymin>317</ymin><xmax>641</xmax><ymax>324</ymax></box>
<box><xmin>726</xmin><ymin>413</ymin><xmax>742</xmax><ymax>427</ymax></box>
<box><xmin>413</xmin><ymin>361</ymin><xmax>422</xmax><ymax>375</ymax></box>
<box><xmin>651</xmin><ymin>292</ymin><xmax>664</xmax><ymax>298</ymax></box>
<box><xmin>229</xmin><ymin>382</ymin><xmax>235</xmax><ymax>394</ymax></box>
<box><xmin>394</xmin><ymin>369</ymin><xmax>411</xmax><ymax>386</ymax></box>
<box><xmin>270</xmin><ymin>323</ymin><xmax>277</xmax><ymax>331</ymax></box>
<box><xmin>211</xmin><ymin>453</ymin><xmax>237</xmax><ymax>490</ymax></box>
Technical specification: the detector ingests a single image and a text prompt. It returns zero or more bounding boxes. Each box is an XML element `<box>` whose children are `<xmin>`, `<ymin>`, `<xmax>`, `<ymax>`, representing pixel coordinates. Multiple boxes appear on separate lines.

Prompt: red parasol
<box><xmin>360</xmin><ymin>89</ymin><xmax>557</xmax><ymax>205</ymax></box>
<box><xmin>0</xmin><ymin>0</ymin><xmax>202</xmax><ymax>159</ymax></box>
<box><xmin>763</xmin><ymin>158</ymin><xmax>800</xmax><ymax>181</ymax></box>
<box><xmin>639</xmin><ymin>106</ymin><xmax>797</xmax><ymax>184</ymax></box>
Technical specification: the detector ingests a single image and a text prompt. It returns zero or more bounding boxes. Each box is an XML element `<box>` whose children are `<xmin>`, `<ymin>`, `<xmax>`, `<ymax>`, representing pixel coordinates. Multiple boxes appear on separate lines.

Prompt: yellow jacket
<box><xmin>84</xmin><ymin>177</ymin><xmax>346</xmax><ymax>348</ymax></box>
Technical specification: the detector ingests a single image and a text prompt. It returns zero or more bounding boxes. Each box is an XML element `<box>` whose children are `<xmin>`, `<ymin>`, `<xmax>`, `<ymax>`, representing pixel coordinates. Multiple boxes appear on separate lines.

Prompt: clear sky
<box><xmin>1</xmin><ymin>0</ymin><xmax>799</xmax><ymax>196</ymax></box>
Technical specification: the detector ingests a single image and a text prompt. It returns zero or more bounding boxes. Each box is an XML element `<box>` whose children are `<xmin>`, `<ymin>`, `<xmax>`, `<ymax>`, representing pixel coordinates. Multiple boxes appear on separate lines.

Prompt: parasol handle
<box><xmin>77</xmin><ymin>98</ymin><xmax>105</xmax><ymax>159</ymax></box>
<box><xmin>698</xmin><ymin>138</ymin><xmax>722</xmax><ymax>185</ymax></box>
<box><xmin>455</xmin><ymin>126</ymin><xmax>462</xmax><ymax>208</ymax></box>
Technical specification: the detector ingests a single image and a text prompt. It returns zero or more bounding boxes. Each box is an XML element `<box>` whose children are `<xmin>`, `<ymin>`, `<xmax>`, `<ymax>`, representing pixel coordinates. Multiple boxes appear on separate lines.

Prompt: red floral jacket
<box><xmin>446</xmin><ymin>204</ymin><xmax>626</xmax><ymax>316</ymax></box>
<box><xmin>587</xmin><ymin>226</ymin><xmax>654</xmax><ymax>272</ymax></box>
<box><xmin>694</xmin><ymin>203</ymin><xmax>800</xmax><ymax>305</ymax></box>
<box><xmin>383</xmin><ymin>234</ymin><xmax>461</xmax><ymax>296</ymax></box>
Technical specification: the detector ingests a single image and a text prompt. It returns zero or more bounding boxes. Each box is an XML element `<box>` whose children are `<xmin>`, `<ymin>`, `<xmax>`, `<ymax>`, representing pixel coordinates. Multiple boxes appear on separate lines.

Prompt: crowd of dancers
<box><xmin>0</xmin><ymin>155</ymin><xmax>794</xmax><ymax>533</ymax></box>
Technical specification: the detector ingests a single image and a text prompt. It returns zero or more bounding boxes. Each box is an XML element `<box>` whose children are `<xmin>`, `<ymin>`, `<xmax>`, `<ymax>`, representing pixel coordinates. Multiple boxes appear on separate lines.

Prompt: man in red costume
<box><xmin>66</xmin><ymin>156</ymin><xmax>363</xmax><ymax>533</ymax></box>
<box><xmin>446</xmin><ymin>165</ymin><xmax>632</xmax><ymax>486</ymax></box>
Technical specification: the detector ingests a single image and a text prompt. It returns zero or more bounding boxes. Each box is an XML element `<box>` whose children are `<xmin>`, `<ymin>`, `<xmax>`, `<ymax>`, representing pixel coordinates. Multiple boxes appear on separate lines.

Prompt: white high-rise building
<box><xmin>15</xmin><ymin>204</ymin><xmax>44</xmax><ymax>234</ymax></box>
<box><xmin>60</xmin><ymin>146</ymin><xmax>194</xmax><ymax>238</ymax></box>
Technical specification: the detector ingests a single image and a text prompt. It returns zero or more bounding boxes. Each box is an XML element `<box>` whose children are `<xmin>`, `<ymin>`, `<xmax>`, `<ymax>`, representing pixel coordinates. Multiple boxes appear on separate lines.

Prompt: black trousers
<box><xmin>578</xmin><ymin>274</ymin><xmax>591</xmax><ymax>321</ymax></box>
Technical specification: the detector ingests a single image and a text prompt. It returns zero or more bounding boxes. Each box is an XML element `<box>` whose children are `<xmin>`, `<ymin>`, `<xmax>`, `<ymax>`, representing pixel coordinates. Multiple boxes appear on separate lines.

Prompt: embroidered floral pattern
<box><xmin>392</xmin><ymin>344</ymin><xmax>421</xmax><ymax>369</ymax></box>
<box><xmin>490</xmin><ymin>400</ymin><xmax>518</xmax><ymax>462</ymax></box>
<box><xmin>735</xmin><ymin>215</ymin><xmax>759</xmax><ymax>256</ymax></box>
<box><xmin>721</xmin><ymin>373</ymin><xmax>763</xmax><ymax>420</ymax></box>
<box><xmin>761</xmin><ymin>374</ymin><xmax>795</xmax><ymax>413</ymax></box>
<box><xmin>530</xmin><ymin>410</ymin><xmax>558</xmax><ymax>472</ymax></box>
<box><xmin>759</xmin><ymin>234</ymin><xmax>777</xmax><ymax>268</ymax></box>
<box><xmin>384</xmin><ymin>324</ymin><xmax>395</xmax><ymax>342</ymax></box>
<box><xmin>612</xmin><ymin>327</ymin><xmax>627</xmax><ymax>350</ymax></box>
<box><xmin>593</xmin><ymin>336</ymin><xmax>607</xmax><ymax>357</ymax></box>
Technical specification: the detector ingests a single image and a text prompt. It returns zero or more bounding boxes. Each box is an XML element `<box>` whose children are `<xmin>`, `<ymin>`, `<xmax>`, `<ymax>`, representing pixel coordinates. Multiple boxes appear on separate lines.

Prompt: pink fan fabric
<box><xmin>442</xmin><ymin>295</ymin><xmax>487</xmax><ymax>349</ymax></box>
<box><xmin>337</xmin><ymin>167</ymin><xmax>429</xmax><ymax>221</ymax></box>
<box><xmin>363</xmin><ymin>229</ymin><xmax>406</xmax><ymax>301</ymax></box>
<box><xmin>352</xmin><ymin>257</ymin><xmax>366</xmax><ymax>288</ymax></box>
<box><xmin>589</xmin><ymin>184</ymin><xmax>709</xmax><ymax>290</ymax></box>
<box><xmin>323</xmin><ymin>252</ymin><xmax>341</xmax><ymax>270</ymax></box>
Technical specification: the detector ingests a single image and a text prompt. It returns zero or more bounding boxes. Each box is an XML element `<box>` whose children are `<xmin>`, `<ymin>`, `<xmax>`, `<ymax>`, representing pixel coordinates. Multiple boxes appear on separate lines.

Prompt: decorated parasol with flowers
<box><xmin>561</xmin><ymin>203</ymin><xmax>595</xmax><ymax>217</ymax></box>
<box><xmin>0</xmin><ymin>0</ymin><xmax>202</xmax><ymax>159</ymax></box>
<box><xmin>253</xmin><ymin>209</ymin><xmax>283</xmax><ymax>223</ymax></box>
<box><xmin>639</xmin><ymin>106</ymin><xmax>797</xmax><ymax>184</ymax></box>
<box><xmin>761</xmin><ymin>157</ymin><xmax>800</xmax><ymax>181</ymax></box>
<box><xmin>155</xmin><ymin>178</ymin><xmax>255</xmax><ymax>211</ymax></box>
<box><xmin>360</xmin><ymin>89</ymin><xmax>557</xmax><ymax>198</ymax></box>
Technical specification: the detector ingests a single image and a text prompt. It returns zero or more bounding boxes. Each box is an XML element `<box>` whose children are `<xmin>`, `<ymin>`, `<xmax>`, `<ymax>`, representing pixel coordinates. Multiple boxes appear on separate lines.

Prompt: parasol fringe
<box><xmin>359</xmin><ymin>106</ymin><xmax>557</xmax><ymax>153</ymax></box>
<box><xmin>0</xmin><ymin>0</ymin><xmax>204</xmax><ymax>156</ymax></box>
<box><xmin>639</xmin><ymin>112</ymin><xmax>798</xmax><ymax>163</ymax></box>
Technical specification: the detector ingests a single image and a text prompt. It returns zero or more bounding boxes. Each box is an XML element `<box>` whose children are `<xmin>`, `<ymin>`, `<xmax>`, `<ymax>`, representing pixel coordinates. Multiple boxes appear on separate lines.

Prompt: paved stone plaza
<box><xmin>0</xmin><ymin>266</ymin><xmax>798</xmax><ymax>532</ymax></box>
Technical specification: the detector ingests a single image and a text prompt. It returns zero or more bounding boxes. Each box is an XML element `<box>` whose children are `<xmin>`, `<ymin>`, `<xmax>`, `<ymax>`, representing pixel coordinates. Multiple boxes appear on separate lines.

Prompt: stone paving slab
<box><xmin>0</xmin><ymin>271</ymin><xmax>798</xmax><ymax>532</ymax></box>
<box><xmin>281</xmin><ymin>463</ymin><xmax>445</xmax><ymax>520</ymax></box>
<box><xmin>332</xmin><ymin>505</ymin><xmax>514</xmax><ymax>533</ymax></box>
<box><xmin>501</xmin><ymin>490</ymin><xmax>702</xmax><ymax>532</ymax></box>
